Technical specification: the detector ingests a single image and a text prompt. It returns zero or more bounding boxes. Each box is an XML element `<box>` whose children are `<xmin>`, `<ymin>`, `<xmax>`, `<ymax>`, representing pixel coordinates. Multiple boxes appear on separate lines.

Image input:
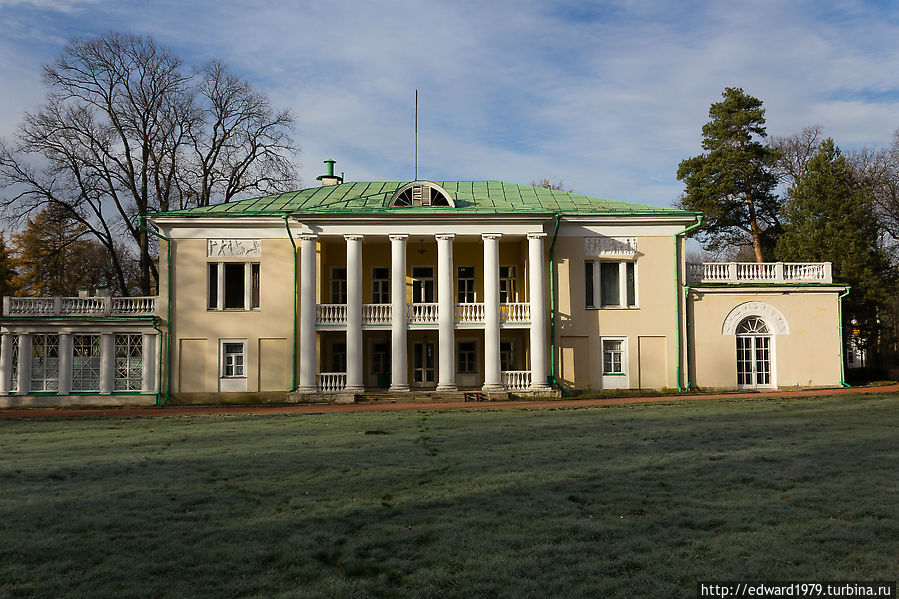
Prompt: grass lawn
<box><xmin>1</xmin><ymin>394</ymin><xmax>897</xmax><ymax>598</ymax></box>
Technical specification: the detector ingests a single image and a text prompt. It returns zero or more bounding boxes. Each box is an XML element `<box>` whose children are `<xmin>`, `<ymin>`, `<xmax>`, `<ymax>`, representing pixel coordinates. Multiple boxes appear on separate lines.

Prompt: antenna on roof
<box><xmin>414</xmin><ymin>89</ymin><xmax>418</xmax><ymax>181</ymax></box>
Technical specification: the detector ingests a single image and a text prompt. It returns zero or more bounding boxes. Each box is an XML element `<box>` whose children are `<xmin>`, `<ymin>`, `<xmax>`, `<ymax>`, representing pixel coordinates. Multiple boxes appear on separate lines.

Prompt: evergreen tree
<box><xmin>776</xmin><ymin>139</ymin><xmax>894</xmax><ymax>350</ymax></box>
<box><xmin>677</xmin><ymin>87</ymin><xmax>782</xmax><ymax>262</ymax></box>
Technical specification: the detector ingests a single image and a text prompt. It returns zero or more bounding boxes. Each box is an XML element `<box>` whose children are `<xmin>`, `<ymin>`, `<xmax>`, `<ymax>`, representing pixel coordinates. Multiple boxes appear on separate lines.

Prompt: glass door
<box><xmin>413</xmin><ymin>342</ymin><xmax>436</xmax><ymax>384</ymax></box>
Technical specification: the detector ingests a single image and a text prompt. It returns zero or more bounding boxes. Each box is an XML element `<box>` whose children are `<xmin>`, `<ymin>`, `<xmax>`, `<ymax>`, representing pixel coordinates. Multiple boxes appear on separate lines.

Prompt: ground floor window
<box><xmin>221</xmin><ymin>341</ymin><xmax>246</xmax><ymax>377</ymax></box>
<box><xmin>413</xmin><ymin>342</ymin><xmax>436</xmax><ymax>383</ymax></box>
<box><xmin>330</xmin><ymin>342</ymin><xmax>347</xmax><ymax>372</ymax></box>
<box><xmin>115</xmin><ymin>334</ymin><xmax>143</xmax><ymax>392</ymax></box>
<box><xmin>458</xmin><ymin>341</ymin><xmax>477</xmax><ymax>373</ymax></box>
<box><xmin>602</xmin><ymin>339</ymin><xmax>625</xmax><ymax>374</ymax></box>
<box><xmin>500</xmin><ymin>341</ymin><xmax>516</xmax><ymax>371</ymax></box>
<box><xmin>72</xmin><ymin>334</ymin><xmax>101</xmax><ymax>391</ymax></box>
<box><xmin>31</xmin><ymin>334</ymin><xmax>59</xmax><ymax>391</ymax></box>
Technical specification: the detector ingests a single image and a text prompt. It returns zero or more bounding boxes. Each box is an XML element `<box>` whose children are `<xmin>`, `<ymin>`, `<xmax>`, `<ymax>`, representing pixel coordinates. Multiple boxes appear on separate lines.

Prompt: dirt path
<box><xmin>1</xmin><ymin>383</ymin><xmax>896</xmax><ymax>420</ymax></box>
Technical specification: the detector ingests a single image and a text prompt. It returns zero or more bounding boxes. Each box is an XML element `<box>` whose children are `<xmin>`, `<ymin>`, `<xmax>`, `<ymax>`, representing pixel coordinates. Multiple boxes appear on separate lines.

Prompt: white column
<box><xmin>298</xmin><ymin>234</ymin><xmax>318</xmax><ymax>392</ymax></box>
<box><xmin>528</xmin><ymin>232</ymin><xmax>550</xmax><ymax>390</ymax></box>
<box><xmin>58</xmin><ymin>333</ymin><xmax>73</xmax><ymax>395</ymax></box>
<box><xmin>17</xmin><ymin>333</ymin><xmax>31</xmax><ymax>395</ymax></box>
<box><xmin>436</xmin><ymin>234</ymin><xmax>456</xmax><ymax>391</ymax></box>
<box><xmin>389</xmin><ymin>234</ymin><xmax>409</xmax><ymax>392</ymax></box>
<box><xmin>141</xmin><ymin>333</ymin><xmax>157</xmax><ymax>393</ymax></box>
<box><xmin>0</xmin><ymin>333</ymin><xmax>12</xmax><ymax>394</ymax></box>
<box><xmin>482</xmin><ymin>234</ymin><xmax>503</xmax><ymax>391</ymax></box>
<box><xmin>100</xmin><ymin>333</ymin><xmax>114</xmax><ymax>395</ymax></box>
<box><xmin>345</xmin><ymin>234</ymin><xmax>364</xmax><ymax>392</ymax></box>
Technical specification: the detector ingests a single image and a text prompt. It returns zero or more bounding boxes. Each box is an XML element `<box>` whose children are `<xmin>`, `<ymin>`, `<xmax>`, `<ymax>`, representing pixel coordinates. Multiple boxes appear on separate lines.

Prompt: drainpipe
<box><xmin>547</xmin><ymin>212</ymin><xmax>568</xmax><ymax>395</ymax></box>
<box><xmin>283</xmin><ymin>215</ymin><xmax>298</xmax><ymax>391</ymax></box>
<box><xmin>674</xmin><ymin>216</ymin><xmax>703</xmax><ymax>392</ymax></box>
<box><xmin>138</xmin><ymin>216</ymin><xmax>172</xmax><ymax>406</ymax></box>
<box><xmin>684</xmin><ymin>284</ymin><xmax>693</xmax><ymax>390</ymax></box>
<box><xmin>838</xmin><ymin>286</ymin><xmax>851</xmax><ymax>388</ymax></box>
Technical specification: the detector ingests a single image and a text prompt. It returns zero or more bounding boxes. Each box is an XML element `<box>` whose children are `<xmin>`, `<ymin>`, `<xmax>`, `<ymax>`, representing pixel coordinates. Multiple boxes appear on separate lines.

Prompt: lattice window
<box><xmin>9</xmin><ymin>335</ymin><xmax>19</xmax><ymax>393</ymax></box>
<box><xmin>115</xmin><ymin>334</ymin><xmax>143</xmax><ymax>392</ymax></box>
<box><xmin>31</xmin><ymin>334</ymin><xmax>59</xmax><ymax>392</ymax></box>
<box><xmin>72</xmin><ymin>334</ymin><xmax>101</xmax><ymax>391</ymax></box>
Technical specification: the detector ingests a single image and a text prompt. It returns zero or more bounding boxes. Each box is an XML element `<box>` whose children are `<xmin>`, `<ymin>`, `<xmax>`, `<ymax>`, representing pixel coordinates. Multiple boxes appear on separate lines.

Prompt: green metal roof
<box><xmin>152</xmin><ymin>181</ymin><xmax>694</xmax><ymax>217</ymax></box>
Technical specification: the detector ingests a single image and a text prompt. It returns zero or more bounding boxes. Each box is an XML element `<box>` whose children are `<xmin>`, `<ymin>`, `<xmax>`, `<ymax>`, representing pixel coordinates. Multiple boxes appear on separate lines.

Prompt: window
<box><xmin>602</xmin><ymin>339</ymin><xmax>624</xmax><ymax>374</ymax></box>
<box><xmin>371</xmin><ymin>341</ymin><xmax>390</xmax><ymax>375</ymax></box>
<box><xmin>457</xmin><ymin>266</ymin><xmax>476</xmax><ymax>303</ymax></box>
<box><xmin>372</xmin><ymin>267</ymin><xmax>390</xmax><ymax>303</ymax></box>
<box><xmin>31</xmin><ymin>334</ymin><xmax>59</xmax><ymax>391</ymax></box>
<box><xmin>458</xmin><ymin>341</ymin><xmax>477</xmax><ymax>373</ymax></box>
<box><xmin>221</xmin><ymin>342</ymin><xmax>246</xmax><ymax>377</ymax></box>
<box><xmin>412</xmin><ymin>267</ymin><xmax>435</xmax><ymax>303</ymax></box>
<box><xmin>585</xmin><ymin>261</ymin><xmax>637</xmax><ymax>308</ymax></box>
<box><xmin>208</xmin><ymin>262</ymin><xmax>260</xmax><ymax>310</ymax></box>
<box><xmin>500</xmin><ymin>340</ymin><xmax>516</xmax><ymax>372</ymax></box>
<box><xmin>499</xmin><ymin>266</ymin><xmax>517</xmax><ymax>303</ymax></box>
<box><xmin>330</xmin><ymin>342</ymin><xmax>347</xmax><ymax>372</ymax></box>
<box><xmin>331</xmin><ymin>267</ymin><xmax>347</xmax><ymax>303</ymax></box>
<box><xmin>115</xmin><ymin>334</ymin><xmax>143</xmax><ymax>392</ymax></box>
<box><xmin>9</xmin><ymin>335</ymin><xmax>19</xmax><ymax>392</ymax></box>
<box><xmin>72</xmin><ymin>334</ymin><xmax>101</xmax><ymax>392</ymax></box>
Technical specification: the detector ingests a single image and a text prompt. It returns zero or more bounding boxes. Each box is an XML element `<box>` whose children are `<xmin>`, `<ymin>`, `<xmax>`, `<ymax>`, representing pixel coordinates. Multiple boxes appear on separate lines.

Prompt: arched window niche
<box><xmin>721</xmin><ymin>301</ymin><xmax>789</xmax><ymax>336</ymax></box>
<box><xmin>389</xmin><ymin>181</ymin><xmax>455</xmax><ymax>208</ymax></box>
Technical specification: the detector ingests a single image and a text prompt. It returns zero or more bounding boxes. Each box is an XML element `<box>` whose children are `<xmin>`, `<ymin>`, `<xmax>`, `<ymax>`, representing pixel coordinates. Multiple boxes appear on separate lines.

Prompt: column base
<box><xmin>389</xmin><ymin>384</ymin><xmax>410</xmax><ymax>393</ymax></box>
<box><xmin>436</xmin><ymin>383</ymin><xmax>458</xmax><ymax>392</ymax></box>
<box><xmin>528</xmin><ymin>383</ymin><xmax>552</xmax><ymax>391</ymax></box>
<box><xmin>482</xmin><ymin>382</ymin><xmax>505</xmax><ymax>392</ymax></box>
<box><xmin>344</xmin><ymin>385</ymin><xmax>365</xmax><ymax>393</ymax></box>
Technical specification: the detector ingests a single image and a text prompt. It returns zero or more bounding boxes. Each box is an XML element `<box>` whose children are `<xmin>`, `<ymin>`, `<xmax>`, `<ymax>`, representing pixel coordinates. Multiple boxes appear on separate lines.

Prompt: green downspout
<box><xmin>138</xmin><ymin>216</ymin><xmax>172</xmax><ymax>406</ymax></box>
<box><xmin>838</xmin><ymin>286</ymin><xmax>851</xmax><ymax>388</ymax></box>
<box><xmin>674</xmin><ymin>216</ymin><xmax>703</xmax><ymax>392</ymax></box>
<box><xmin>283</xmin><ymin>215</ymin><xmax>298</xmax><ymax>391</ymax></box>
<box><xmin>547</xmin><ymin>212</ymin><xmax>567</xmax><ymax>395</ymax></box>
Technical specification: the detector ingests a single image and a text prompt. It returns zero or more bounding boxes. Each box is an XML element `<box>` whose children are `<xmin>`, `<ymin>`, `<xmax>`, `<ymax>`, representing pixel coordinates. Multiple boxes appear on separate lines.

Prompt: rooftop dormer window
<box><xmin>389</xmin><ymin>181</ymin><xmax>454</xmax><ymax>208</ymax></box>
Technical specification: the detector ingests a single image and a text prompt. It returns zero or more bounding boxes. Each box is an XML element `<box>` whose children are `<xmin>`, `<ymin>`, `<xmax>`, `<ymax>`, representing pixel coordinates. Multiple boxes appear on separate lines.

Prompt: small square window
<box><xmin>222</xmin><ymin>342</ymin><xmax>246</xmax><ymax>377</ymax></box>
<box><xmin>602</xmin><ymin>340</ymin><xmax>624</xmax><ymax>374</ymax></box>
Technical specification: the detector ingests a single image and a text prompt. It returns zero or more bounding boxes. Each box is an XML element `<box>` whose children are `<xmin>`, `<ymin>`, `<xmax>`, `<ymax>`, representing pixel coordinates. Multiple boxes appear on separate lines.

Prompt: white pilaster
<box><xmin>528</xmin><ymin>232</ymin><xmax>550</xmax><ymax>390</ymax></box>
<box><xmin>16</xmin><ymin>334</ymin><xmax>31</xmax><ymax>395</ymax></box>
<box><xmin>482</xmin><ymin>234</ymin><xmax>503</xmax><ymax>391</ymax></box>
<box><xmin>389</xmin><ymin>234</ymin><xmax>409</xmax><ymax>392</ymax></box>
<box><xmin>0</xmin><ymin>333</ymin><xmax>12</xmax><ymax>394</ymax></box>
<box><xmin>58</xmin><ymin>333</ymin><xmax>73</xmax><ymax>395</ymax></box>
<box><xmin>142</xmin><ymin>333</ymin><xmax>157</xmax><ymax>393</ymax></box>
<box><xmin>345</xmin><ymin>234</ymin><xmax>364</xmax><ymax>392</ymax></box>
<box><xmin>100</xmin><ymin>333</ymin><xmax>114</xmax><ymax>395</ymax></box>
<box><xmin>436</xmin><ymin>234</ymin><xmax>456</xmax><ymax>391</ymax></box>
<box><xmin>298</xmin><ymin>234</ymin><xmax>318</xmax><ymax>392</ymax></box>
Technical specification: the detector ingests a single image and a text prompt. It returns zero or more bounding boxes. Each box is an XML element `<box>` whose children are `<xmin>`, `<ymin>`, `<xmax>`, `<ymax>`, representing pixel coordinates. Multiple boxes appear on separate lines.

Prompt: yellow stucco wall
<box><xmin>689</xmin><ymin>290</ymin><xmax>842</xmax><ymax>389</ymax></box>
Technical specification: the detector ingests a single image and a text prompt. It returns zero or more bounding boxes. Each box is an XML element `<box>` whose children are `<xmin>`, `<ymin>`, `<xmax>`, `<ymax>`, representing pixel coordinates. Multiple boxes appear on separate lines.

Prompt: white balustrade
<box><xmin>362</xmin><ymin>304</ymin><xmax>391</xmax><ymax>325</ymax></box>
<box><xmin>316</xmin><ymin>303</ymin><xmax>347</xmax><ymax>326</ymax></box>
<box><xmin>408</xmin><ymin>302</ymin><xmax>439</xmax><ymax>324</ymax></box>
<box><xmin>686</xmin><ymin>262</ymin><xmax>831</xmax><ymax>284</ymax></box>
<box><xmin>501</xmin><ymin>370</ymin><xmax>531</xmax><ymax>391</ymax></box>
<box><xmin>3</xmin><ymin>296</ymin><xmax>157</xmax><ymax>317</ymax></box>
<box><xmin>316</xmin><ymin>372</ymin><xmax>347</xmax><ymax>393</ymax></box>
<box><xmin>455</xmin><ymin>303</ymin><xmax>485</xmax><ymax>324</ymax></box>
<box><xmin>500</xmin><ymin>302</ymin><xmax>530</xmax><ymax>323</ymax></box>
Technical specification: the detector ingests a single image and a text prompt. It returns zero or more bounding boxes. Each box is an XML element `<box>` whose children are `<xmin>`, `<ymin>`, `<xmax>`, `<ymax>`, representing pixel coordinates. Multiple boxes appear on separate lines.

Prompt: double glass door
<box><xmin>736</xmin><ymin>335</ymin><xmax>771</xmax><ymax>388</ymax></box>
<box><xmin>413</xmin><ymin>342</ymin><xmax>436</xmax><ymax>384</ymax></box>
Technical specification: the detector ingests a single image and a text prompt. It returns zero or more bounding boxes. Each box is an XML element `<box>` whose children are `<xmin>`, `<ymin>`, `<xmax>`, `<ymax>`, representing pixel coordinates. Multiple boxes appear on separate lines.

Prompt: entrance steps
<box><xmin>353</xmin><ymin>389</ymin><xmax>512</xmax><ymax>403</ymax></box>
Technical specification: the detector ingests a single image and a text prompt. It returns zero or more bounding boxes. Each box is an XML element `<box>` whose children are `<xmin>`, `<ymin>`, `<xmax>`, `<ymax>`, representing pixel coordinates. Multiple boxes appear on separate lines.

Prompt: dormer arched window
<box><xmin>389</xmin><ymin>181</ymin><xmax>455</xmax><ymax>208</ymax></box>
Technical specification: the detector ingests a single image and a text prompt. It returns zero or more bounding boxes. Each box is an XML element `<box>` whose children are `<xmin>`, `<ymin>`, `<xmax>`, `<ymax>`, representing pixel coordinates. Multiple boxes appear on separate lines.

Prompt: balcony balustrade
<box><xmin>315</xmin><ymin>301</ymin><xmax>532</xmax><ymax>327</ymax></box>
<box><xmin>407</xmin><ymin>302</ymin><xmax>439</xmax><ymax>325</ymax></box>
<box><xmin>686</xmin><ymin>262</ymin><xmax>832</xmax><ymax>284</ymax></box>
<box><xmin>3</xmin><ymin>296</ymin><xmax>158</xmax><ymax>317</ymax></box>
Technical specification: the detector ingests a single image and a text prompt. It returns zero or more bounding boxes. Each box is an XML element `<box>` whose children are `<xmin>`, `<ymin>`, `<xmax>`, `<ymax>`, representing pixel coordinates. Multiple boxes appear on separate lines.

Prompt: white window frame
<box><xmin>208</xmin><ymin>262</ymin><xmax>260</xmax><ymax>311</ymax></box>
<box><xmin>219</xmin><ymin>338</ymin><xmax>247</xmax><ymax>392</ymax></box>
<box><xmin>372</xmin><ymin>267</ymin><xmax>390</xmax><ymax>304</ymax></box>
<box><xmin>499</xmin><ymin>265</ymin><xmax>517</xmax><ymax>303</ymax></box>
<box><xmin>457</xmin><ymin>340</ymin><xmax>478</xmax><ymax>374</ymax></box>
<box><xmin>600</xmin><ymin>336</ymin><xmax>629</xmax><ymax>389</ymax></box>
<box><xmin>457</xmin><ymin>266</ymin><xmax>476</xmax><ymax>303</ymax></box>
<box><xmin>585</xmin><ymin>260</ymin><xmax>637</xmax><ymax>309</ymax></box>
<box><xmin>71</xmin><ymin>333</ymin><xmax>102</xmax><ymax>392</ymax></box>
<box><xmin>331</xmin><ymin>267</ymin><xmax>348</xmax><ymax>304</ymax></box>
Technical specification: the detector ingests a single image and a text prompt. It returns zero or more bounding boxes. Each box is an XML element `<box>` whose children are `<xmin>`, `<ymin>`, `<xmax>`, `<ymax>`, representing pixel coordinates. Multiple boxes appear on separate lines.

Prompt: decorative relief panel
<box><xmin>207</xmin><ymin>239</ymin><xmax>261</xmax><ymax>257</ymax></box>
<box><xmin>584</xmin><ymin>236</ymin><xmax>637</xmax><ymax>257</ymax></box>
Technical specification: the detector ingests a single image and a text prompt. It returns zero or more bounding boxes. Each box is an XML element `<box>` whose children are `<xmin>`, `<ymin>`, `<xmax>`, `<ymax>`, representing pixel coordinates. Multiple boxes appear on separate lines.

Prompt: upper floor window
<box><xmin>499</xmin><ymin>266</ymin><xmax>517</xmax><ymax>303</ymax></box>
<box><xmin>208</xmin><ymin>262</ymin><xmax>260</xmax><ymax>310</ymax></box>
<box><xmin>372</xmin><ymin>267</ymin><xmax>390</xmax><ymax>304</ymax></box>
<box><xmin>331</xmin><ymin>267</ymin><xmax>347</xmax><ymax>304</ymax></box>
<box><xmin>457</xmin><ymin>266</ymin><xmax>476</xmax><ymax>303</ymax></box>
<box><xmin>389</xmin><ymin>181</ymin><xmax>455</xmax><ymax>207</ymax></box>
<box><xmin>585</xmin><ymin>261</ymin><xmax>636</xmax><ymax>308</ymax></box>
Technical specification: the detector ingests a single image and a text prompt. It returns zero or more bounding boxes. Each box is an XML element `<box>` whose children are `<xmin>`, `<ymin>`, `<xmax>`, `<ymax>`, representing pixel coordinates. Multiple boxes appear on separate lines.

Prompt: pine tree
<box><xmin>677</xmin><ymin>87</ymin><xmax>782</xmax><ymax>261</ymax></box>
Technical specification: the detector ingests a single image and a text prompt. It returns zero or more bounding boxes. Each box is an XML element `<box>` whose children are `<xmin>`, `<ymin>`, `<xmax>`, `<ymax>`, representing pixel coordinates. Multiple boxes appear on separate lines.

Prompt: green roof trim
<box><xmin>151</xmin><ymin>181</ymin><xmax>696</xmax><ymax>218</ymax></box>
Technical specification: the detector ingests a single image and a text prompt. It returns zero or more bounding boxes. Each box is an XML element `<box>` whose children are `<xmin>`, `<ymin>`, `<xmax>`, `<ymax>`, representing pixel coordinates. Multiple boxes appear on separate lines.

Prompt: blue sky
<box><xmin>1</xmin><ymin>0</ymin><xmax>898</xmax><ymax>209</ymax></box>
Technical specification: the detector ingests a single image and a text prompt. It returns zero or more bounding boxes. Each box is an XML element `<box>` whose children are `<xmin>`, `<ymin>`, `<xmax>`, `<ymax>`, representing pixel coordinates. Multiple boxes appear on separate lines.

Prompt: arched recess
<box><xmin>389</xmin><ymin>181</ymin><xmax>455</xmax><ymax>207</ymax></box>
<box><xmin>721</xmin><ymin>301</ymin><xmax>790</xmax><ymax>335</ymax></box>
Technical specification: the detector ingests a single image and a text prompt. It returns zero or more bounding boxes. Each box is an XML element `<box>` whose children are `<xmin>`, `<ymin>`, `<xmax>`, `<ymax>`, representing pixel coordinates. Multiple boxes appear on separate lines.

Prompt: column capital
<box><xmin>344</xmin><ymin>234</ymin><xmax>364</xmax><ymax>242</ymax></box>
<box><xmin>481</xmin><ymin>233</ymin><xmax>503</xmax><ymax>241</ymax></box>
<box><xmin>527</xmin><ymin>232</ymin><xmax>547</xmax><ymax>240</ymax></box>
<box><xmin>298</xmin><ymin>234</ymin><xmax>318</xmax><ymax>241</ymax></box>
<box><xmin>435</xmin><ymin>233</ymin><xmax>455</xmax><ymax>241</ymax></box>
<box><xmin>388</xmin><ymin>234</ymin><xmax>409</xmax><ymax>242</ymax></box>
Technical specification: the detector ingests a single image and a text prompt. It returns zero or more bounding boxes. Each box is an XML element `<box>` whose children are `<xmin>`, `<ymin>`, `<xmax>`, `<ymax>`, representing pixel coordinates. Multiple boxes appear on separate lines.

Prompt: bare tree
<box><xmin>0</xmin><ymin>32</ymin><xmax>299</xmax><ymax>295</ymax></box>
<box><xmin>531</xmin><ymin>178</ymin><xmax>573</xmax><ymax>192</ymax></box>
<box><xmin>848</xmin><ymin>129</ymin><xmax>899</xmax><ymax>243</ymax></box>
<box><xmin>770</xmin><ymin>124</ymin><xmax>823</xmax><ymax>189</ymax></box>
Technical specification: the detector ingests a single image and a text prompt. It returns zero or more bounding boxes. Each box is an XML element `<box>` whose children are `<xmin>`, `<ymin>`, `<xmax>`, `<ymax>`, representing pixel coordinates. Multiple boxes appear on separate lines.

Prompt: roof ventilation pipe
<box><xmin>316</xmin><ymin>159</ymin><xmax>344</xmax><ymax>186</ymax></box>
